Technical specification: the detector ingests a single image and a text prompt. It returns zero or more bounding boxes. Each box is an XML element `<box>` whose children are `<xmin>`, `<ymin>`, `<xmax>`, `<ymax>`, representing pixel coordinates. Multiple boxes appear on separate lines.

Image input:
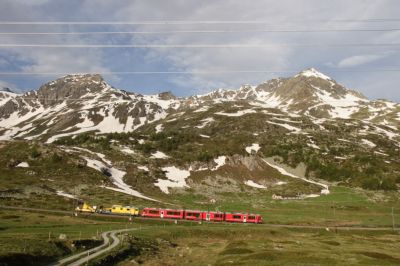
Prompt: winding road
<box><xmin>50</xmin><ymin>228</ymin><xmax>139</xmax><ymax>266</ymax></box>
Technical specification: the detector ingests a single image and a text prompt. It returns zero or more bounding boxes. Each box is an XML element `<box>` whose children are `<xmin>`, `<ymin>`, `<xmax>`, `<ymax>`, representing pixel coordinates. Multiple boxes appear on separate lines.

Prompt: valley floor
<box><xmin>1</xmin><ymin>208</ymin><xmax>400</xmax><ymax>265</ymax></box>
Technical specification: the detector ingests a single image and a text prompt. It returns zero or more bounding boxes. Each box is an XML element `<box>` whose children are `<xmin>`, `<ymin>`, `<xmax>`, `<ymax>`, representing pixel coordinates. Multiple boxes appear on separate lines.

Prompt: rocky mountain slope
<box><xmin>0</xmin><ymin>69</ymin><xmax>399</xmax><ymax>206</ymax></box>
<box><xmin>0</xmin><ymin>74</ymin><xmax>180</xmax><ymax>142</ymax></box>
<box><xmin>0</xmin><ymin>87</ymin><xmax>18</xmax><ymax>107</ymax></box>
<box><xmin>188</xmin><ymin>68</ymin><xmax>399</xmax><ymax>122</ymax></box>
<box><xmin>0</xmin><ymin>68</ymin><xmax>398</xmax><ymax>143</ymax></box>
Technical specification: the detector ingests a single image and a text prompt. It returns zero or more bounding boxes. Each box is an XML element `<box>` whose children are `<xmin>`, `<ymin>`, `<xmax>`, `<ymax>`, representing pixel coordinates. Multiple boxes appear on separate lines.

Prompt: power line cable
<box><xmin>0</xmin><ymin>43</ymin><xmax>400</xmax><ymax>48</ymax></box>
<box><xmin>2</xmin><ymin>28</ymin><xmax>400</xmax><ymax>35</ymax></box>
<box><xmin>1</xmin><ymin>69</ymin><xmax>400</xmax><ymax>76</ymax></box>
<box><xmin>1</xmin><ymin>19</ymin><xmax>400</xmax><ymax>25</ymax></box>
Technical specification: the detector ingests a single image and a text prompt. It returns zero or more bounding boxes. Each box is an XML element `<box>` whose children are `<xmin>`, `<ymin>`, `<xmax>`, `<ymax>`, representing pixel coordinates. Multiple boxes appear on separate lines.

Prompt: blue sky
<box><xmin>0</xmin><ymin>0</ymin><xmax>400</xmax><ymax>101</ymax></box>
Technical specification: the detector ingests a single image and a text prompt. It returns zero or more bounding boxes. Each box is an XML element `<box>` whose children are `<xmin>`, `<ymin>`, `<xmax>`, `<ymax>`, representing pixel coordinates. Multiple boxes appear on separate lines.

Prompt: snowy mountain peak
<box><xmin>0</xmin><ymin>87</ymin><xmax>18</xmax><ymax>106</ymax></box>
<box><xmin>296</xmin><ymin>68</ymin><xmax>332</xmax><ymax>81</ymax></box>
<box><xmin>45</xmin><ymin>73</ymin><xmax>105</xmax><ymax>88</ymax></box>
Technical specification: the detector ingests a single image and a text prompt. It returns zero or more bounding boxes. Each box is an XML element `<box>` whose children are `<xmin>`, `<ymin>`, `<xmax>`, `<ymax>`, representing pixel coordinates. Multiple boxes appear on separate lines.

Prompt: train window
<box><xmin>248</xmin><ymin>216</ymin><xmax>255</xmax><ymax>220</ymax></box>
<box><xmin>149</xmin><ymin>210</ymin><xmax>159</xmax><ymax>214</ymax></box>
<box><xmin>167</xmin><ymin>211</ymin><xmax>181</xmax><ymax>216</ymax></box>
<box><xmin>214</xmin><ymin>214</ymin><xmax>223</xmax><ymax>218</ymax></box>
<box><xmin>233</xmin><ymin>215</ymin><xmax>242</xmax><ymax>219</ymax></box>
<box><xmin>127</xmin><ymin>209</ymin><xmax>130</xmax><ymax>211</ymax></box>
<box><xmin>188</xmin><ymin>213</ymin><xmax>200</xmax><ymax>217</ymax></box>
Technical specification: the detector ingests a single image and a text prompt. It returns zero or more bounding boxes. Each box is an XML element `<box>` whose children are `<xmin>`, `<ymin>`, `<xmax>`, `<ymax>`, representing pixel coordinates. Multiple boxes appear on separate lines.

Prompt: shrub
<box><xmin>380</xmin><ymin>177</ymin><xmax>397</xmax><ymax>191</ymax></box>
<box><xmin>361</xmin><ymin>176</ymin><xmax>380</xmax><ymax>190</ymax></box>
<box><xmin>51</xmin><ymin>153</ymin><xmax>62</xmax><ymax>163</ymax></box>
<box><xmin>30</xmin><ymin>147</ymin><xmax>41</xmax><ymax>158</ymax></box>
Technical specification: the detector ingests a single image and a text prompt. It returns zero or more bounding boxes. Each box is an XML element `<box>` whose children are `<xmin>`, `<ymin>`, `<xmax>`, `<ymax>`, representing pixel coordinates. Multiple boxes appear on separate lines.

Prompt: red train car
<box><xmin>225</xmin><ymin>213</ymin><xmax>263</xmax><ymax>224</ymax></box>
<box><xmin>142</xmin><ymin>208</ymin><xmax>262</xmax><ymax>224</ymax></box>
<box><xmin>201</xmin><ymin>211</ymin><xmax>225</xmax><ymax>222</ymax></box>
<box><xmin>142</xmin><ymin>208</ymin><xmax>185</xmax><ymax>219</ymax></box>
<box><xmin>184</xmin><ymin>210</ymin><xmax>203</xmax><ymax>220</ymax></box>
<box><xmin>141</xmin><ymin>207</ymin><xmax>162</xmax><ymax>218</ymax></box>
<box><xmin>246</xmin><ymin>214</ymin><xmax>263</xmax><ymax>224</ymax></box>
<box><xmin>163</xmin><ymin>209</ymin><xmax>185</xmax><ymax>219</ymax></box>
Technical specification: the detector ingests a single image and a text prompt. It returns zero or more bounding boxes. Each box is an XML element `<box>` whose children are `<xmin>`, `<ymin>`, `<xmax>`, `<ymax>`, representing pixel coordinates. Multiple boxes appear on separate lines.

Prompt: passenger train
<box><xmin>75</xmin><ymin>203</ymin><xmax>263</xmax><ymax>224</ymax></box>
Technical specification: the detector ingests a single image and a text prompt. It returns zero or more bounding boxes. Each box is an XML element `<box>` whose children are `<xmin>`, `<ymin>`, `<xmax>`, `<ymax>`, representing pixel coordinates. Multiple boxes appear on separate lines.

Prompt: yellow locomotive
<box><xmin>75</xmin><ymin>202</ymin><xmax>97</xmax><ymax>213</ymax></box>
<box><xmin>102</xmin><ymin>205</ymin><xmax>139</xmax><ymax>216</ymax></box>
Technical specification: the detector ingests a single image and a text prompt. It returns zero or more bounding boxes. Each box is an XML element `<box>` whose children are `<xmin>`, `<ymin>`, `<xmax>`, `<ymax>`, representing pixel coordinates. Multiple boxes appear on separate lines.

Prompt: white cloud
<box><xmin>1</xmin><ymin>0</ymin><xmax>400</xmax><ymax>101</ymax></box>
<box><xmin>337</xmin><ymin>54</ymin><xmax>386</xmax><ymax>68</ymax></box>
<box><xmin>0</xmin><ymin>80</ymin><xmax>15</xmax><ymax>89</ymax></box>
<box><xmin>18</xmin><ymin>48</ymin><xmax>109</xmax><ymax>74</ymax></box>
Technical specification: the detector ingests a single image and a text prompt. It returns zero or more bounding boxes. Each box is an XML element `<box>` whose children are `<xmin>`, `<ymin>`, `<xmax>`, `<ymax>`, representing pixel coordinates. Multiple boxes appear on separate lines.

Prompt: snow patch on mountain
<box><xmin>0</xmin><ymin>90</ymin><xmax>18</xmax><ymax>106</ymax></box>
<box><xmin>193</xmin><ymin>106</ymin><xmax>210</xmax><ymax>113</ymax></box>
<box><xmin>195</xmin><ymin>117</ymin><xmax>214</xmax><ymax>129</ymax></box>
<box><xmin>263</xmin><ymin>158</ymin><xmax>330</xmax><ymax>196</ymax></box>
<box><xmin>155</xmin><ymin>124</ymin><xmax>164</xmax><ymax>133</ymax></box>
<box><xmin>60</xmin><ymin>146</ymin><xmax>157</xmax><ymax>201</ymax></box>
<box><xmin>56</xmin><ymin>190</ymin><xmax>78</xmax><ymax>199</ymax></box>
<box><xmin>142</xmin><ymin>94</ymin><xmax>180</xmax><ymax>110</ymax></box>
<box><xmin>138</xmin><ymin>166</ymin><xmax>149</xmax><ymax>172</ymax></box>
<box><xmin>296</xmin><ymin>68</ymin><xmax>332</xmax><ymax>81</ymax></box>
<box><xmin>16</xmin><ymin>162</ymin><xmax>29</xmax><ymax>168</ymax></box>
<box><xmin>212</xmin><ymin>156</ymin><xmax>226</xmax><ymax>170</ymax></box>
<box><xmin>151</xmin><ymin>151</ymin><xmax>169</xmax><ymax>159</ymax></box>
<box><xmin>154</xmin><ymin>166</ymin><xmax>191</xmax><ymax>194</ymax></box>
<box><xmin>361</xmin><ymin>139</ymin><xmax>376</xmax><ymax>148</ymax></box>
<box><xmin>245</xmin><ymin>143</ymin><xmax>260</xmax><ymax>154</ymax></box>
<box><xmin>215</xmin><ymin>109</ymin><xmax>256</xmax><ymax>117</ymax></box>
<box><xmin>120</xmin><ymin>146</ymin><xmax>135</xmax><ymax>154</ymax></box>
<box><xmin>266</xmin><ymin>121</ymin><xmax>302</xmax><ymax>133</ymax></box>
<box><xmin>244</xmin><ymin>180</ymin><xmax>266</xmax><ymax>189</ymax></box>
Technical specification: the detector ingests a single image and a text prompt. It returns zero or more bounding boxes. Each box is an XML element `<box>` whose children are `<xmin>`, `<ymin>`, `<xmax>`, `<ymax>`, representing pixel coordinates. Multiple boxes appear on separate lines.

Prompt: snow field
<box><xmin>245</xmin><ymin>143</ymin><xmax>260</xmax><ymax>154</ymax></box>
<box><xmin>244</xmin><ymin>180</ymin><xmax>266</xmax><ymax>189</ymax></box>
<box><xmin>154</xmin><ymin>166</ymin><xmax>191</xmax><ymax>194</ymax></box>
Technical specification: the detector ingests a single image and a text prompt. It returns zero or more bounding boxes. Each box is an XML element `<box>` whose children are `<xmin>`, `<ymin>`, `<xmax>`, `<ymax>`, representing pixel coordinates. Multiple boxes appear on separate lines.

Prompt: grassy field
<box><xmin>112</xmin><ymin>224</ymin><xmax>400</xmax><ymax>265</ymax></box>
<box><xmin>166</xmin><ymin>186</ymin><xmax>400</xmax><ymax>228</ymax></box>
<box><xmin>0</xmin><ymin>209</ymin><xmax>140</xmax><ymax>265</ymax></box>
<box><xmin>1</xmin><ymin>200</ymin><xmax>400</xmax><ymax>265</ymax></box>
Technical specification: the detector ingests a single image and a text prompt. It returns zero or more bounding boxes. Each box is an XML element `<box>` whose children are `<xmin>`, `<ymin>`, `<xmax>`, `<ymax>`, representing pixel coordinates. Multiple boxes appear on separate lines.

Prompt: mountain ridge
<box><xmin>0</xmin><ymin>68</ymin><xmax>398</xmax><ymax>143</ymax></box>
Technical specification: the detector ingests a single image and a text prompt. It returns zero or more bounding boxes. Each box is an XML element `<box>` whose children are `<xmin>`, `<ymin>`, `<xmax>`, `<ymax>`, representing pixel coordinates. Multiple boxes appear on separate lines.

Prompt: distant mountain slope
<box><xmin>0</xmin><ymin>69</ymin><xmax>399</xmax><ymax>204</ymax></box>
<box><xmin>0</xmin><ymin>74</ymin><xmax>180</xmax><ymax>142</ymax></box>
<box><xmin>0</xmin><ymin>87</ymin><xmax>18</xmax><ymax>107</ymax></box>
<box><xmin>0</xmin><ymin>69</ymin><xmax>399</xmax><ymax>143</ymax></box>
<box><xmin>187</xmin><ymin>68</ymin><xmax>399</xmax><ymax>122</ymax></box>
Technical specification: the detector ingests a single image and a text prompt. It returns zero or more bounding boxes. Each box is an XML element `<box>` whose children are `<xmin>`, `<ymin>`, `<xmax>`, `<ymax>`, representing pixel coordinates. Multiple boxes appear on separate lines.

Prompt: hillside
<box><xmin>0</xmin><ymin>69</ymin><xmax>399</xmax><ymax>212</ymax></box>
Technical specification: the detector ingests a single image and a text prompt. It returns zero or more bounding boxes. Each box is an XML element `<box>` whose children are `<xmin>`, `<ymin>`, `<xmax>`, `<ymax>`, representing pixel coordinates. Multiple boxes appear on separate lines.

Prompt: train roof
<box><xmin>142</xmin><ymin>207</ymin><xmax>260</xmax><ymax>215</ymax></box>
<box><xmin>225</xmin><ymin>212</ymin><xmax>261</xmax><ymax>215</ymax></box>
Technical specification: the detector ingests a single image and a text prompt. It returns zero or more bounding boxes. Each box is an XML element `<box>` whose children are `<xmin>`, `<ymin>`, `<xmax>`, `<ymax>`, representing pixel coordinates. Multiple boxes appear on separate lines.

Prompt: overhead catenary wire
<box><xmin>1</xmin><ymin>69</ymin><xmax>400</xmax><ymax>76</ymax></box>
<box><xmin>1</xmin><ymin>19</ymin><xmax>400</xmax><ymax>25</ymax></box>
<box><xmin>1</xmin><ymin>43</ymin><xmax>400</xmax><ymax>48</ymax></box>
<box><xmin>2</xmin><ymin>28</ymin><xmax>400</xmax><ymax>35</ymax></box>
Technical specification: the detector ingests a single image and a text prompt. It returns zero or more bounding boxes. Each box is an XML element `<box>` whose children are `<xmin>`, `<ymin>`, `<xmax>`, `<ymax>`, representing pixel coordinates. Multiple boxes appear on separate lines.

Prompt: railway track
<box><xmin>1</xmin><ymin>205</ymin><xmax>398</xmax><ymax>231</ymax></box>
